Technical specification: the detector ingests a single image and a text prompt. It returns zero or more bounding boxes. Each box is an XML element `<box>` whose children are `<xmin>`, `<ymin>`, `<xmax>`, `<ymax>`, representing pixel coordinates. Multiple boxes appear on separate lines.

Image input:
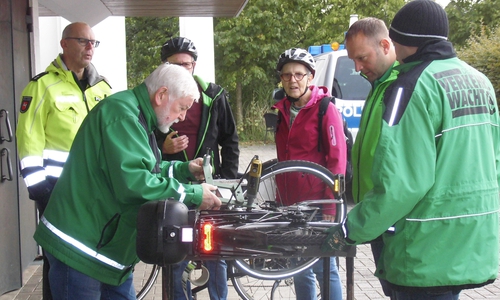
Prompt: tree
<box><xmin>457</xmin><ymin>26</ymin><xmax>500</xmax><ymax>108</ymax></box>
<box><xmin>446</xmin><ymin>0</ymin><xmax>500</xmax><ymax>48</ymax></box>
<box><xmin>124</xmin><ymin>0</ymin><xmax>406</xmax><ymax>141</ymax></box>
<box><xmin>348</xmin><ymin>0</ymin><xmax>405</xmax><ymax>26</ymax></box>
<box><xmin>125</xmin><ymin>17</ymin><xmax>179</xmax><ymax>88</ymax></box>
<box><xmin>214</xmin><ymin>0</ymin><xmax>404</xmax><ymax>140</ymax></box>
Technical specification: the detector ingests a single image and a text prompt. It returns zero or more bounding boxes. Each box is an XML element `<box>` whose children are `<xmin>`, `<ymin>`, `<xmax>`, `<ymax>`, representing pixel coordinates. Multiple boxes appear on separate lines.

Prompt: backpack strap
<box><xmin>318</xmin><ymin>96</ymin><xmax>335</xmax><ymax>152</ymax></box>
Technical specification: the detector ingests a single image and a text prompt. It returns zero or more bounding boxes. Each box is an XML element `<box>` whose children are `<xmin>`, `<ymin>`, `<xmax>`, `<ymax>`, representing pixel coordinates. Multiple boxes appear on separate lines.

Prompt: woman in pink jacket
<box><xmin>272</xmin><ymin>48</ymin><xmax>347</xmax><ymax>300</ymax></box>
<box><xmin>273</xmin><ymin>48</ymin><xmax>347</xmax><ymax>218</ymax></box>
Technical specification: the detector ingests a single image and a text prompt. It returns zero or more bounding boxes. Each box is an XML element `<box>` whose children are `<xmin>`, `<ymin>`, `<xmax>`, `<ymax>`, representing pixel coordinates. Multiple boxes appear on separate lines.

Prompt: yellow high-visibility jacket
<box><xmin>16</xmin><ymin>54</ymin><xmax>111</xmax><ymax>211</ymax></box>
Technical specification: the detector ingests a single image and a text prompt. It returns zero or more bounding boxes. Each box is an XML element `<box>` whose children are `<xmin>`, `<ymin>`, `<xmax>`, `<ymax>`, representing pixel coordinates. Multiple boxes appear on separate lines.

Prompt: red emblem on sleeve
<box><xmin>20</xmin><ymin>96</ymin><xmax>32</xmax><ymax>113</ymax></box>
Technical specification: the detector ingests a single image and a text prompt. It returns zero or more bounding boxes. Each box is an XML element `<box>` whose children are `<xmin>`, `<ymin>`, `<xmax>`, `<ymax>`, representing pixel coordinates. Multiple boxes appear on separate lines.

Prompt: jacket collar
<box><xmin>373</xmin><ymin>61</ymin><xmax>400</xmax><ymax>90</ymax></box>
<box><xmin>133</xmin><ymin>83</ymin><xmax>157</xmax><ymax>132</ymax></box>
<box><xmin>403</xmin><ymin>40</ymin><xmax>456</xmax><ymax>64</ymax></box>
<box><xmin>273</xmin><ymin>85</ymin><xmax>330</xmax><ymax>111</ymax></box>
<box><xmin>49</xmin><ymin>54</ymin><xmax>109</xmax><ymax>87</ymax></box>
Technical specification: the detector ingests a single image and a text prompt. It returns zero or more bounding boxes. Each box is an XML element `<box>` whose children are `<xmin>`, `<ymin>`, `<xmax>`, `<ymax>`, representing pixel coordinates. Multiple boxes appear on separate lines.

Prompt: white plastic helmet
<box><xmin>276</xmin><ymin>48</ymin><xmax>316</xmax><ymax>75</ymax></box>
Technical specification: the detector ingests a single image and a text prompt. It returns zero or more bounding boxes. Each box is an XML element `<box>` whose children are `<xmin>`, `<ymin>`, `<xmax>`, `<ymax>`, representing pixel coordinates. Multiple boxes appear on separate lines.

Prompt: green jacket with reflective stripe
<box><xmin>347</xmin><ymin>41</ymin><xmax>500</xmax><ymax>289</ymax></box>
<box><xmin>351</xmin><ymin>62</ymin><xmax>399</xmax><ymax>204</ymax></box>
<box><xmin>34</xmin><ymin>83</ymin><xmax>203</xmax><ymax>285</ymax></box>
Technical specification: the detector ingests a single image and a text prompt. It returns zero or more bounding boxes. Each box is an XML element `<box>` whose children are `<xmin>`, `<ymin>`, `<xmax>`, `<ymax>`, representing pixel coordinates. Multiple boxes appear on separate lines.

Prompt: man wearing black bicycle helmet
<box><xmin>157</xmin><ymin>37</ymin><xmax>238</xmax><ymax>180</ymax></box>
<box><xmin>156</xmin><ymin>36</ymin><xmax>239</xmax><ymax>300</ymax></box>
<box><xmin>161</xmin><ymin>37</ymin><xmax>198</xmax><ymax>62</ymax></box>
<box><xmin>272</xmin><ymin>48</ymin><xmax>346</xmax><ymax>300</ymax></box>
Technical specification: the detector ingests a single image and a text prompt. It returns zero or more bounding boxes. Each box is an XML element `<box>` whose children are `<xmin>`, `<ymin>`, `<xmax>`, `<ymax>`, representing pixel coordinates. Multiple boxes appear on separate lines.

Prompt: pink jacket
<box><xmin>272</xmin><ymin>86</ymin><xmax>347</xmax><ymax>215</ymax></box>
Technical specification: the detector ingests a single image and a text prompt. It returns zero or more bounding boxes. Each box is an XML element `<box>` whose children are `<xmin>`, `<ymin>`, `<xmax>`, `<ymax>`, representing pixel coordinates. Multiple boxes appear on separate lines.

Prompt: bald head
<box><xmin>60</xmin><ymin>22</ymin><xmax>97</xmax><ymax>79</ymax></box>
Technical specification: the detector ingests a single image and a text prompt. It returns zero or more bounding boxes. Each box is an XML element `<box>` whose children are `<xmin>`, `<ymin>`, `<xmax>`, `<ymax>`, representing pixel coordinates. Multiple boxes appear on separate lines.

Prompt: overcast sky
<box><xmin>435</xmin><ymin>0</ymin><xmax>451</xmax><ymax>7</ymax></box>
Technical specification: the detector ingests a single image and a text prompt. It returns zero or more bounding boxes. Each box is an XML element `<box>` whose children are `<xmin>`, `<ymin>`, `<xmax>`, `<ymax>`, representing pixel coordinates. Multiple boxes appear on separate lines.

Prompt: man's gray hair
<box><xmin>144</xmin><ymin>63</ymin><xmax>199</xmax><ymax>103</ymax></box>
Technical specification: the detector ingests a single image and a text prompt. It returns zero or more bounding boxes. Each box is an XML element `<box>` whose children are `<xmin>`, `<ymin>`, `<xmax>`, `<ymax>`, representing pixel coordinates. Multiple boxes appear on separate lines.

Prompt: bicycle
<box><xmin>136</xmin><ymin>155</ymin><xmax>353</xmax><ymax>299</ymax></box>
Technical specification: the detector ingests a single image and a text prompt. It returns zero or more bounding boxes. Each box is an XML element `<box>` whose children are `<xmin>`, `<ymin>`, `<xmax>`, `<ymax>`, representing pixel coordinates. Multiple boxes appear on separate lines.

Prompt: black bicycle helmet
<box><xmin>276</xmin><ymin>48</ymin><xmax>316</xmax><ymax>75</ymax></box>
<box><xmin>161</xmin><ymin>37</ymin><xmax>198</xmax><ymax>62</ymax></box>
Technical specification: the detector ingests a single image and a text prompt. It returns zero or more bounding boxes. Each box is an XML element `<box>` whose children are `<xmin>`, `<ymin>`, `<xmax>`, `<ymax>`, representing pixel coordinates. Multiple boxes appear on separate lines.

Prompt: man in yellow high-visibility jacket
<box><xmin>16</xmin><ymin>21</ymin><xmax>111</xmax><ymax>300</ymax></box>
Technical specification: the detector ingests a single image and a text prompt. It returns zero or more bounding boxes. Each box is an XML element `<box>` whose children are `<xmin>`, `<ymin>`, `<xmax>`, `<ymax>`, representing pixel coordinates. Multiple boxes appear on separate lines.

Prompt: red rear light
<box><xmin>201</xmin><ymin>223</ymin><xmax>213</xmax><ymax>252</ymax></box>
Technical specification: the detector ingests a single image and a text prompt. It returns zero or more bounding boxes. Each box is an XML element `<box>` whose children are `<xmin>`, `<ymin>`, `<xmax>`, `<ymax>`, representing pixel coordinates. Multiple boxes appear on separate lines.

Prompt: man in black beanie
<box><xmin>321</xmin><ymin>1</ymin><xmax>500</xmax><ymax>299</ymax></box>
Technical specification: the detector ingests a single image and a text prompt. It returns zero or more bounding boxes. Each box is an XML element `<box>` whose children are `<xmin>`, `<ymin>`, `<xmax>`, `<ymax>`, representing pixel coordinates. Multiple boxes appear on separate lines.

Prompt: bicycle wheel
<box><xmin>231</xmin><ymin>160</ymin><xmax>345</xmax><ymax>299</ymax></box>
<box><xmin>136</xmin><ymin>262</ymin><xmax>214</xmax><ymax>300</ymax></box>
<box><xmin>229</xmin><ymin>260</ymin><xmax>314</xmax><ymax>300</ymax></box>
<box><xmin>136</xmin><ymin>264</ymin><xmax>160</xmax><ymax>300</ymax></box>
<box><xmin>253</xmin><ymin>160</ymin><xmax>346</xmax><ymax>222</ymax></box>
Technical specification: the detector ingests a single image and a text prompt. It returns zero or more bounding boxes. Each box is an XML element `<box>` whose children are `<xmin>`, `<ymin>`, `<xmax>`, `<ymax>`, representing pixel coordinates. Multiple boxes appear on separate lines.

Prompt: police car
<box><xmin>309</xmin><ymin>44</ymin><xmax>371</xmax><ymax>139</ymax></box>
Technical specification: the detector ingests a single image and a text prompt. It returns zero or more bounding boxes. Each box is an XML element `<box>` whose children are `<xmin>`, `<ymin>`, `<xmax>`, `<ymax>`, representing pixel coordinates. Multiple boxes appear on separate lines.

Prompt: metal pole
<box><xmin>162</xmin><ymin>265</ymin><xmax>174</xmax><ymax>300</ymax></box>
<box><xmin>346</xmin><ymin>257</ymin><xmax>354</xmax><ymax>300</ymax></box>
<box><xmin>322</xmin><ymin>257</ymin><xmax>330</xmax><ymax>300</ymax></box>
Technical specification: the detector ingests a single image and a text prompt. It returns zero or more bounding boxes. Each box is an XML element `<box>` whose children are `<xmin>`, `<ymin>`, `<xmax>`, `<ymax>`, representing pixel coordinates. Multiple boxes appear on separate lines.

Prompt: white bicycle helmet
<box><xmin>276</xmin><ymin>48</ymin><xmax>316</xmax><ymax>75</ymax></box>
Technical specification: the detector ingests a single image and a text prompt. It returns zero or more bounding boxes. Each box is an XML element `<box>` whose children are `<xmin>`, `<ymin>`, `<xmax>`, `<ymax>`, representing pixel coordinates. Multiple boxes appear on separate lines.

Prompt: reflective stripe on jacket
<box><xmin>34</xmin><ymin>83</ymin><xmax>203</xmax><ymax>285</ymax></box>
<box><xmin>16</xmin><ymin>54</ymin><xmax>111</xmax><ymax>192</ymax></box>
<box><xmin>346</xmin><ymin>40</ymin><xmax>500</xmax><ymax>289</ymax></box>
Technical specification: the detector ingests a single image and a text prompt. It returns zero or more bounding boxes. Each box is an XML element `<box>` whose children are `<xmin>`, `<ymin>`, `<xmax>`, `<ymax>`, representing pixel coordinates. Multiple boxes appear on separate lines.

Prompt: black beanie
<box><xmin>389</xmin><ymin>0</ymin><xmax>449</xmax><ymax>47</ymax></box>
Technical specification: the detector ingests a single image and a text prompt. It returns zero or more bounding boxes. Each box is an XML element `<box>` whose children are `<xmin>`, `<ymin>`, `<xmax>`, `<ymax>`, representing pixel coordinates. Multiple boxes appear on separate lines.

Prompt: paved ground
<box><xmin>1</xmin><ymin>143</ymin><xmax>499</xmax><ymax>299</ymax></box>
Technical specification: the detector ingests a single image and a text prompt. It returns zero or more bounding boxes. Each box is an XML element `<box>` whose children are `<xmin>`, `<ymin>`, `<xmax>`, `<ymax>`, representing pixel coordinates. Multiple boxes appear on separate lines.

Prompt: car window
<box><xmin>332</xmin><ymin>57</ymin><xmax>371</xmax><ymax>100</ymax></box>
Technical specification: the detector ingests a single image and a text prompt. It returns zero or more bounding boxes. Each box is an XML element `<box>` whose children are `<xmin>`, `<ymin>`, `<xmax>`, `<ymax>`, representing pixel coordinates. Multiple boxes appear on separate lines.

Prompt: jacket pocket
<box><xmin>54</xmin><ymin>98</ymin><xmax>85</xmax><ymax>123</ymax></box>
<box><xmin>97</xmin><ymin>213</ymin><xmax>121</xmax><ymax>250</ymax></box>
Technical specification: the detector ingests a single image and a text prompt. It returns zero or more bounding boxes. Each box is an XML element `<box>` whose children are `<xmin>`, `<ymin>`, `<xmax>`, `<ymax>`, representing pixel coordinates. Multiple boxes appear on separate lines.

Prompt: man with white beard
<box><xmin>33</xmin><ymin>63</ymin><xmax>221</xmax><ymax>300</ymax></box>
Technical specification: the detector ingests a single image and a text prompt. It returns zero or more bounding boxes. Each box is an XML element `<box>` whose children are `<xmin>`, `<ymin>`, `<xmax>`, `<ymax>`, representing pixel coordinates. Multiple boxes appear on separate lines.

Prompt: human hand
<box><xmin>321</xmin><ymin>224</ymin><xmax>351</xmax><ymax>252</ymax></box>
<box><xmin>188</xmin><ymin>158</ymin><xmax>205</xmax><ymax>181</ymax></box>
<box><xmin>322</xmin><ymin>214</ymin><xmax>336</xmax><ymax>222</ymax></box>
<box><xmin>162</xmin><ymin>131</ymin><xmax>188</xmax><ymax>154</ymax></box>
<box><xmin>198</xmin><ymin>183</ymin><xmax>222</xmax><ymax>210</ymax></box>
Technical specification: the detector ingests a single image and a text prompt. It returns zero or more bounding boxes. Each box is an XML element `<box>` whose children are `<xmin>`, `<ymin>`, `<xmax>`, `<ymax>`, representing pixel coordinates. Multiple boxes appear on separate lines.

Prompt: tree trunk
<box><xmin>235</xmin><ymin>81</ymin><xmax>243</xmax><ymax>125</ymax></box>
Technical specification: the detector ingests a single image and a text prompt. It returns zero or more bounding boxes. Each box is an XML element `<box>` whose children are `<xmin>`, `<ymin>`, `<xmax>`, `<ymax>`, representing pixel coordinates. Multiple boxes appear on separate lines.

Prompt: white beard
<box><xmin>155</xmin><ymin>103</ymin><xmax>179</xmax><ymax>133</ymax></box>
<box><xmin>157</xmin><ymin>119</ymin><xmax>178</xmax><ymax>133</ymax></box>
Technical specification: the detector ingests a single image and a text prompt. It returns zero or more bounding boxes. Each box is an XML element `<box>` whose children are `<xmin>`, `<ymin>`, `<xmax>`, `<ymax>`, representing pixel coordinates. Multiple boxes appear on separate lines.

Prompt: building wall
<box><xmin>38</xmin><ymin>16</ymin><xmax>128</xmax><ymax>92</ymax></box>
<box><xmin>0</xmin><ymin>0</ymin><xmax>34</xmax><ymax>294</ymax></box>
<box><xmin>180</xmin><ymin>17</ymin><xmax>215</xmax><ymax>83</ymax></box>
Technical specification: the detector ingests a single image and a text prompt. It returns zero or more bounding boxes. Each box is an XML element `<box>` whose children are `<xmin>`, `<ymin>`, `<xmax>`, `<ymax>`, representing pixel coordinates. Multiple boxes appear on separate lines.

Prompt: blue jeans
<box><xmin>45</xmin><ymin>251</ymin><xmax>135</xmax><ymax>300</ymax></box>
<box><xmin>394</xmin><ymin>290</ymin><xmax>460</xmax><ymax>300</ymax></box>
<box><xmin>294</xmin><ymin>257</ymin><xmax>342</xmax><ymax>300</ymax></box>
<box><xmin>172</xmin><ymin>260</ymin><xmax>228</xmax><ymax>300</ymax></box>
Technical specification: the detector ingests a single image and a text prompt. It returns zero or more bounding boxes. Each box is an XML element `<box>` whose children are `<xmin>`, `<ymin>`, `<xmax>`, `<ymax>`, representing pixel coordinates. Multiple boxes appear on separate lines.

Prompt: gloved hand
<box><xmin>321</xmin><ymin>223</ymin><xmax>351</xmax><ymax>252</ymax></box>
<box><xmin>28</xmin><ymin>180</ymin><xmax>54</xmax><ymax>215</ymax></box>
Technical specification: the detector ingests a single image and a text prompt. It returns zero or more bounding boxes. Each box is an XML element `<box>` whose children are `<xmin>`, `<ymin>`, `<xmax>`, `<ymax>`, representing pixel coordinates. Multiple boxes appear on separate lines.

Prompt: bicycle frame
<box><xmin>136</xmin><ymin>155</ymin><xmax>352</xmax><ymax>267</ymax></box>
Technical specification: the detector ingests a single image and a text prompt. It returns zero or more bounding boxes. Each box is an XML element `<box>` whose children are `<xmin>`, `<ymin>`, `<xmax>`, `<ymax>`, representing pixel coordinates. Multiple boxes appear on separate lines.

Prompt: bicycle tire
<box><xmin>136</xmin><ymin>262</ymin><xmax>214</xmax><ymax>300</ymax></box>
<box><xmin>136</xmin><ymin>160</ymin><xmax>345</xmax><ymax>299</ymax></box>
<box><xmin>136</xmin><ymin>264</ymin><xmax>160</xmax><ymax>300</ymax></box>
<box><xmin>230</xmin><ymin>264</ymin><xmax>322</xmax><ymax>300</ymax></box>
<box><xmin>229</xmin><ymin>260</ymin><xmax>321</xmax><ymax>300</ymax></box>
<box><xmin>252</xmin><ymin>159</ymin><xmax>346</xmax><ymax>222</ymax></box>
<box><xmin>231</xmin><ymin>160</ymin><xmax>345</xmax><ymax>300</ymax></box>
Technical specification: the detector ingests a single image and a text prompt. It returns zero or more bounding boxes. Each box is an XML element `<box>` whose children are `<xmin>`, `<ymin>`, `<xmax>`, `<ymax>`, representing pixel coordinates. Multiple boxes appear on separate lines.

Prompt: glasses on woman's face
<box><xmin>280</xmin><ymin>72</ymin><xmax>309</xmax><ymax>82</ymax></box>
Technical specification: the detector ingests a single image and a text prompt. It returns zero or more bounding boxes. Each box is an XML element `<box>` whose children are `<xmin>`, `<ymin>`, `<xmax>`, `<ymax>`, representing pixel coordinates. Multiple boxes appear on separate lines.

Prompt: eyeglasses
<box><xmin>280</xmin><ymin>72</ymin><xmax>309</xmax><ymax>82</ymax></box>
<box><xmin>171</xmin><ymin>62</ymin><xmax>195</xmax><ymax>69</ymax></box>
<box><xmin>65</xmin><ymin>37</ymin><xmax>100</xmax><ymax>48</ymax></box>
